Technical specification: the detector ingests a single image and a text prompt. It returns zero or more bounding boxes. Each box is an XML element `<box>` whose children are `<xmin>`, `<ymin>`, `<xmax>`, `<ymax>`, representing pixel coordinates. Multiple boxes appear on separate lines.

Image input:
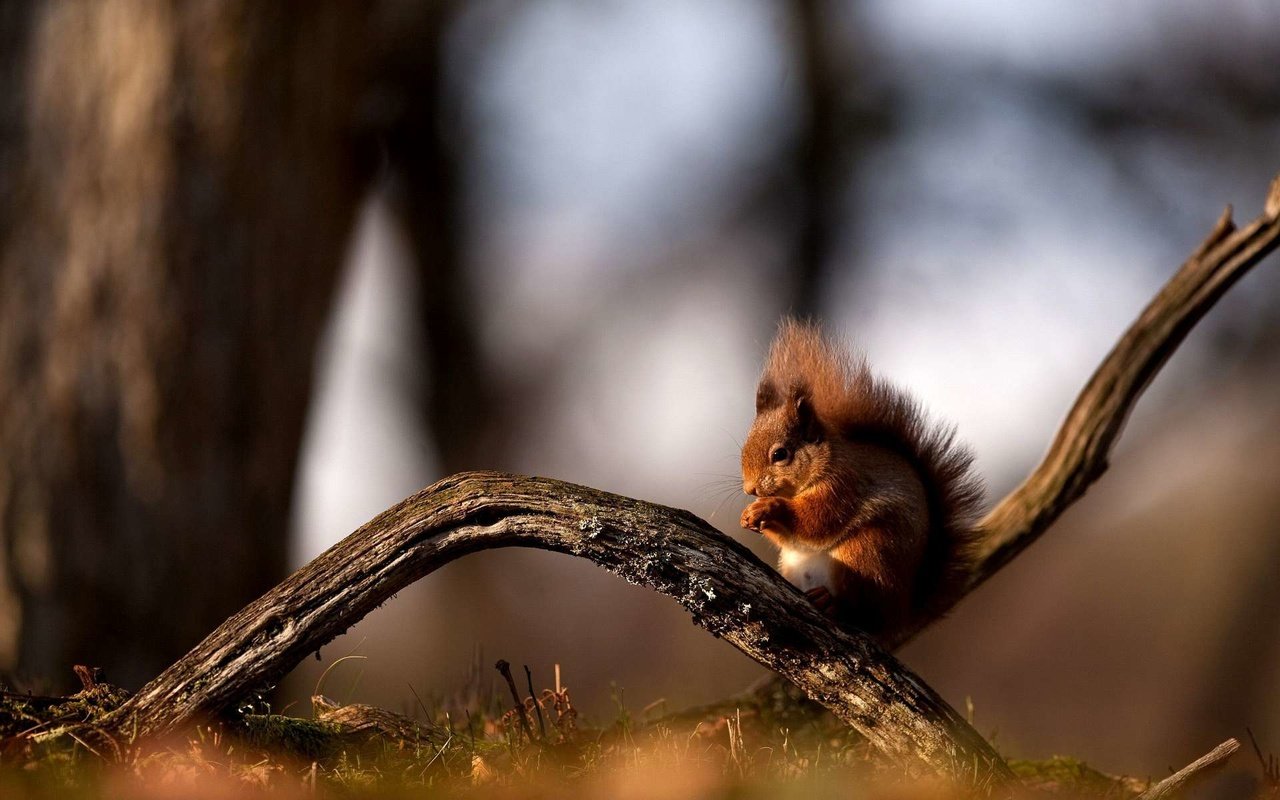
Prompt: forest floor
<box><xmin>0</xmin><ymin>668</ymin><xmax>1268</xmax><ymax>799</ymax></box>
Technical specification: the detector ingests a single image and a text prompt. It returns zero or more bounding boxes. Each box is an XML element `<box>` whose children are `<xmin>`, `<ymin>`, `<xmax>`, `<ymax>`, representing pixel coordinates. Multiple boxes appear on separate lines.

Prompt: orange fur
<box><xmin>740</xmin><ymin>319</ymin><xmax>983</xmax><ymax>638</ymax></box>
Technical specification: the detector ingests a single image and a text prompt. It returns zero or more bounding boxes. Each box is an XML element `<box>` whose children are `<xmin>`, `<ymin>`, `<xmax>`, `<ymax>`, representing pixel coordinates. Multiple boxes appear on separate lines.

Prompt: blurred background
<box><xmin>1</xmin><ymin>0</ymin><xmax>1278</xmax><ymax>784</ymax></box>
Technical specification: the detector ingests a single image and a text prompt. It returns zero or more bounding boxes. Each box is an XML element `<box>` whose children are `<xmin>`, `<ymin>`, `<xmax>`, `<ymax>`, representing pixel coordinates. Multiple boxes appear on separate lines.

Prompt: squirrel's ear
<box><xmin>755</xmin><ymin>381</ymin><xmax>779</xmax><ymax>414</ymax></box>
<box><xmin>791</xmin><ymin>389</ymin><xmax>821</xmax><ymax>442</ymax></box>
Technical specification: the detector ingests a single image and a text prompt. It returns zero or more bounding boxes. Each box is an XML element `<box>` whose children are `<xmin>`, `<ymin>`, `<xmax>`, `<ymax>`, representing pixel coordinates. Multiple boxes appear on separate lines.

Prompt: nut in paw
<box><xmin>740</xmin><ymin>497</ymin><xmax>793</xmax><ymax>534</ymax></box>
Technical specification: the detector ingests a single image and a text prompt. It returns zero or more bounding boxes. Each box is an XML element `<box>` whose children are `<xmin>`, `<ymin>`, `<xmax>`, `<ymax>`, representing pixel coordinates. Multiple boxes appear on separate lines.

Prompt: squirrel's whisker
<box><xmin>707</xmin><ymin>485</ymin><xmax>747</xmax><ymax>522</ymax></box>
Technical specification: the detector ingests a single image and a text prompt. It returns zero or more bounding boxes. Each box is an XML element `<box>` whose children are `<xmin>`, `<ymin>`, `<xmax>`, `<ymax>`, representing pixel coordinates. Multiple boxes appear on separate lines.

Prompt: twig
<box><xmin>524</xmin><ymin>665</ymin><xmax>547</xmax><ymax>741</ymax></box>
<box><xmin>1247</xmin><ymin>727</ymin><xmax>1279</xmax><ymax>788</ymax></box>
<box><xmin>1136</xmin><ymin>738</ymin><xmax>1240</xmax><ymax>800</ymax></box>
<box><xmin>494</xmin><ymin>660</ymin><xmax>535</xmax><ymax>745</ymax></box>
<box><xmin>407</xmin><ymin>684</ymin><xmax>427</xmax><ymax>720</ymax></box>
<box><xmin>464</xmin><ymin>709</ymin><xmax>476</xmax><ymax>757</ymax></box>
<box><xmin>419</xmin><ymin>733</ymin><xmax>453</xmax><ymax>778</ymax></box>
<box><xmin>311</xmin><ymin>654</ymin><xmax>368</xmax><ymax>703</ymax></box>
<box><xmin>72</xmin><ymin>665</ymin><xmax>103</xmax><ymax>691</ymax></box>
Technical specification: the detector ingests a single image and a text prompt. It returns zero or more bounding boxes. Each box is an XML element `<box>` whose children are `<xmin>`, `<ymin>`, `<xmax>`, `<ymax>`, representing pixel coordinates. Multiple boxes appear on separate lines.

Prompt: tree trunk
<box><xmin>0</xmin><ymin>0</ymin><xmax>371</xmax><ymax>689</ymax></box>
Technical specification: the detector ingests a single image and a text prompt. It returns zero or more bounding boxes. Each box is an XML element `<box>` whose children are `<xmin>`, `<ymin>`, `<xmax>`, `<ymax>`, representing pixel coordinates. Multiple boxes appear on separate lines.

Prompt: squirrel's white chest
<box><xmin>777</xmin><ymin>547</ymin><xmax>834</xmax><ymax>593</ymax></box>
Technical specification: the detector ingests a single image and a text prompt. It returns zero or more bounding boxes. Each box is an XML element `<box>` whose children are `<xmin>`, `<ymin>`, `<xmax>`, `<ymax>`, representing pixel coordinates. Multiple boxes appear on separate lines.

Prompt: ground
<box><xmin>0</xmin><ymin>668</ymin><xmax>1194</xmax><ymax>799</ymax></box>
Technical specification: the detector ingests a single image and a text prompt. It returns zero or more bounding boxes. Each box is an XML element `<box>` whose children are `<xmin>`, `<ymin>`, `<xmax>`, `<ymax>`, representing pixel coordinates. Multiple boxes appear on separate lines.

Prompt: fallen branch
<box><xmin>495</xmin><ymin>659</ymin><xmax>536</xmax><ymax>744</ymax></box>
<box><xmin>1136</xmin><ymin>738</ymin><xmax>1240</xmax><ymax>800</ymax></box>
<box><xmin>91</xmin><ymin>473</ymin><xmax>1009</xmax><ymax>782</ymax></box>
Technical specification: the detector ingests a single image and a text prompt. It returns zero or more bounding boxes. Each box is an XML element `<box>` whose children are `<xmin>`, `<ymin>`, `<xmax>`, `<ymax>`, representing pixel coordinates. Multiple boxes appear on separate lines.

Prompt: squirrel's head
<box><xmin>741</xmin><ymin>381</ymin><xmax>828</xmax><ymax>498</ymax></box>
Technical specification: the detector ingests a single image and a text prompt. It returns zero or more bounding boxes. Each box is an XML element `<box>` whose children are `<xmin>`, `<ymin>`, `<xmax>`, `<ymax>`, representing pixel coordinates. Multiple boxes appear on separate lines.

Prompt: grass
<box><xmin>0</xmin><ymin>668</ymin><xmax>1214</xmax><ymax>799</ymax></box>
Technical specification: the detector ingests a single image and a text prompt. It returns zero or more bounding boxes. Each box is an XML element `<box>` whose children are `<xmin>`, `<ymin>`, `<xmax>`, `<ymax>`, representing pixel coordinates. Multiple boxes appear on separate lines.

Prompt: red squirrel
<box><xmin>739</xmin><ymin>320</ymin><xmax>982</xmax><ymax>638</ymax></box>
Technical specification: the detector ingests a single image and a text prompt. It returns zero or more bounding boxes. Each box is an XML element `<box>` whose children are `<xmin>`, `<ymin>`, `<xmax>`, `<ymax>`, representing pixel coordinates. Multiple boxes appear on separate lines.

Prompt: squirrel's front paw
<box><xmin>740</xmin><ymin>497</ymin><xmax>793</xmax><ymax>535</ymax></box>
<box><xmin>805</xmin><ymin>586</ymin><xmax>837</xmax><ymax>619</ymax></box>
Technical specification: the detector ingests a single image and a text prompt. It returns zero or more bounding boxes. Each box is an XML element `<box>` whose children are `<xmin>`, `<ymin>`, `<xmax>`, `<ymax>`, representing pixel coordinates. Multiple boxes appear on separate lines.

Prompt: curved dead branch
<box><xmin>93</xmin><ymin>472</ymin><xmax>1009</xmax><ymax>781</ymax></box>
<box><xmin>886</xmin><ymin>174</ymin><xmax>1280</xmax><ymax>648</ymax></box>
<box><xmin>973</xmin><ymin>176</ymin><xmax>1280</xmax><ymax>582</ymax></box>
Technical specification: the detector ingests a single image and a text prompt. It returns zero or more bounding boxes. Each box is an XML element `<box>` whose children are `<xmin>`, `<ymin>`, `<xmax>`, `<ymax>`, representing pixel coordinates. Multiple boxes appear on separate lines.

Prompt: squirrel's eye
<box><xmin>770</xmin><ymin>446</ymin><xmax>790</xmax><ymax>464</ymax></box>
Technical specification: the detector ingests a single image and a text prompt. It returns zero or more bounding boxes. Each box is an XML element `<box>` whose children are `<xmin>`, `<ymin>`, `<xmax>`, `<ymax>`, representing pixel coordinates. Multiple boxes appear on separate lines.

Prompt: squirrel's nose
<box><xmin>743</xmin><ymin>480</ymin><xmax>757</xmax><ymax>496</ymax></box>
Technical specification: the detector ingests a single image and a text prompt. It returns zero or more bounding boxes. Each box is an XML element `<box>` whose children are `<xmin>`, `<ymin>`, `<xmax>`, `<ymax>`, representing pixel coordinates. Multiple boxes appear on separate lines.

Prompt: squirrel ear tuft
<box><xmin>790</xmin><ymin>388</ymin><xmax>822</xmax><ymax>442</ymax></box>
<box><xmin>755</xmin><ymin>381</ymin><xmax>779</xmax><ymax>414</ymax></box>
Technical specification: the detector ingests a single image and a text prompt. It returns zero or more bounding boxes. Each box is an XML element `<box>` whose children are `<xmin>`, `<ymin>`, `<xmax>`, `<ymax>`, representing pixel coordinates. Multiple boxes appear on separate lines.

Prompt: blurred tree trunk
<box><xmin>778</xmin><ymin>0</ymin><xmax>891</xmax><ymax>319</ymax></box>
<box><xmin>788</xmin><ymin>0</ymin><xmax>842</xmax><ymax>318</ymax></box>
<box><xmin>379</xmin><ymin>0</ymin><xmax>498</xmax><ymax>475</ymax></box>
<box><xmin>0</xmin><ymin>1</ymin><xmax>371</xmax><ymax>690</ymax></box>
<box><xmin>366</xmin><ymin>0</ymin><xmax>512</xmax><ymax>655</ymax></box>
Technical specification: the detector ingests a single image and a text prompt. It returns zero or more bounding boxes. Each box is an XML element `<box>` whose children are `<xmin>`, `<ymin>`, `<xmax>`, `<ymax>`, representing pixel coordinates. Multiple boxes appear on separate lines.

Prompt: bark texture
<box><xmin>0</xmin><ymin>1</ymin><xmax>372</xmax><ymax>687</ymax></box>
